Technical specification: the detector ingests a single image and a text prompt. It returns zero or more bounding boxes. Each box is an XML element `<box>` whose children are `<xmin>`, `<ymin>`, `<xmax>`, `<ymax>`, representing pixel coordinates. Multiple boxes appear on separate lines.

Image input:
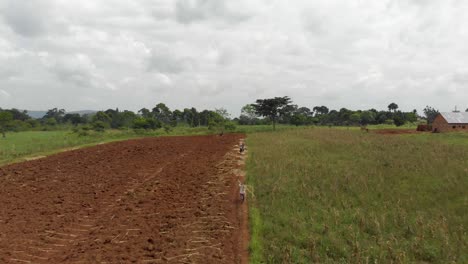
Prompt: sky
<box><xmin>0</xmin><ymin>0</ymin><xmax>467</xmax><ymax>116</ymax></box>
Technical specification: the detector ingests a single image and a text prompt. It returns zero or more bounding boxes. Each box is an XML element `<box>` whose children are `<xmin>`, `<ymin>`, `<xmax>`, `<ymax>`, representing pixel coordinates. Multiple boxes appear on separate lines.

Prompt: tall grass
<box><xmin>246</xmin><ymin>128</ymin><xmax>467</xmax><ymax>263</ymax></box>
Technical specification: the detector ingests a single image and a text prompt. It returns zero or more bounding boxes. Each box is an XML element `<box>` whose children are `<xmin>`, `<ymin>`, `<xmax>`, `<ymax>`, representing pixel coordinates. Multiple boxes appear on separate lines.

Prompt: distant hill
<box><xmin>25</xmin><ymin>110</ymin><xmax>97</xmax><ymax>119</ymax></box>
<box><xmin>68</xmin><ymin>110</ymin><xmax>97</xmax><ymax>116</ymax></box>
<box><xmin>26</xmin><ymin>111</ymin><xmax>47</xmax><ymax>119</ymax></box>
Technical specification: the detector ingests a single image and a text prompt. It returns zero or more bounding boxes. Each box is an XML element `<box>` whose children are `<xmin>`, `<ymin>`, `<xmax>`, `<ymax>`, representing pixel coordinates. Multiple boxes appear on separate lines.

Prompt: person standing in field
<box><xmin>239</xmin><ymin>182</ymin><xmax>246</xmax><ymax>203</ymax></box>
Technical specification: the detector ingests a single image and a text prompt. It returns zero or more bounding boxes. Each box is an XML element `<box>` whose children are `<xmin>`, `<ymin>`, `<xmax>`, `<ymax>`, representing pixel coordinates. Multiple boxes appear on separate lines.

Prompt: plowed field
<box><xmin>0</xmin><ymin>134</ymin><xmax>247</xmax><ymax>263</ymax></box>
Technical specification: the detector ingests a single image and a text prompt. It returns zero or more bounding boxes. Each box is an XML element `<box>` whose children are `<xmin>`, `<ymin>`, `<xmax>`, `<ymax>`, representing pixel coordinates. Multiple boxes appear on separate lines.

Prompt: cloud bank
<box><xmin>1</xmin><ymin>0</ymin><xmax>467</xmax><ymax>115</ymax></box>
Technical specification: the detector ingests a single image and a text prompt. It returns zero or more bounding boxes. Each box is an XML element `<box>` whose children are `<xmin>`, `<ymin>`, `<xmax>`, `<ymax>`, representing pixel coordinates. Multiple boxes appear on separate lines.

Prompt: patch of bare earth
<box><xmin>372</xmin><ymin>129</ymin><xmax>424</xmax><ymax>135</ymax></box>
<box><xmin>0</xmin><ymin>134</ymin><xmax>248</xmax><ymax>264</ymax></box>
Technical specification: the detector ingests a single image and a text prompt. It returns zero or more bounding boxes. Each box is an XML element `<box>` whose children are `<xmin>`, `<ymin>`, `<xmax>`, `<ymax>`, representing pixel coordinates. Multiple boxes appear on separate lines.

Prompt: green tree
<box><xmin>92</xmin><ymin>111</ymin><xmax>111</xmax><ymax>125</ymax></box>
<box><xmin>63</xmin><ymin>113</ymin><xmax>84</xmax><ymax>126</ymax></box>
<box><xmin>172</xmin><ymin>109</ymin><xmax>183</xmax><ymax>126</ymax></box>
<box><xmin>45</xmin><ymin>117</ymin><xmax>58</xmax><ymax>127</ymax></box>
<box><xmin>133</xmin><ymin>117</ymin><xmax>150</xmax><ymax>129</ymax></box>
<box><xmin>91</xmin><ymin>121</ymin><xmax>106</xmax><ymax>132</ymax></box>
<box><xmin>239</xmin><ymin>104</ymin><xmax>259</xmax><ymax>125</ymax></box>
<box><xmin>208</xmin><ymin>111</ymin><xmax>236</xmax><ymax>132</ymax></box>
<box><xmin>138</xmin><ymin>108</ymin><xmax>152</xmax><ymax>118</ymax></box>
<box><xmin>252</xmin><ymin>96</ymin><xmax>292</xmax><ymax>130</ymax></box>
<box><xmin>349</xmin><ymin>113</ymin><xmax>361</xmax><ymax>125</ymax></box>
<box><xmin>296</xmin><ymin>107</ymin><xmax>312</xmax><ymax>117</ymax></box>
<box><xmin>182</xmin><ymin>108</ymin><xmax>199</xmax><ymax>127</ymax></box>
<box><xmin>338</xmin><ymin>108</ymin><xmax>353</xmax><ymax>123</ymax></box>
<box><xmin>290</xmin><ymin>113</ymin><xmax>307</xmax><ymax>126</ymax></box>
<box><xmin>43</xmin><ymin>108</ymin><xmax>65</xmax><ymax>123</ymax></box>
<box><xmin>7</xmin><ymin>109</ymin><xmax>31</xmax><ymax>121</ymax></box>
<box><xmin>152</xmin><ymin>103</ymin><xmax>172</xmax><ymax>124</ymax></box>
<box><xmin>208</xmin><ymin>111</ymin><xmax>225</xmax><ymax>130</ymax></box>
<box><xmin>313</xmin><ymin>106</ymin><xmax>329</xmax><ymax>115</ymax></box>
<box><xmin>26</xmin><ymin>119</ymin><xmax>40</xmax><ymax>128</ymax></box>
<box><xmin>0</xmin><ymin>111</ymin><xmax>13</xmax><ymax>138</ymax></box>
<box><xmin>360</xmin><ymin>111</ymin><xmax>376</xmax><ymax>125</ymax></box>
<box><xmin>388</xmin><ymin>103</ymin><xmax>398</xmax><ymax>112</ymax></box>
<box><xmin>423</xmin><ymin>106</ymin><xmax>440</xmax><ymax>124</ymax></box>
<box><xmin>393</xmin><ymin>111</ymin><xmax>406</xmax><ymax>126</ymax></box>
<box><xmin>9</xmin><ymin>120</ymin><xmax>31</xmax><ymax>132</ymax></box>
<box><xmin>120</xmin><ymin>110</ymin><xmax>137</xmax><ymax>128</ymax></box>
<box><xmin>405</xmin><ymin>112</ymin><xmax>418</xmax><ymax>123</ymax></box>
<box><xmin>215</xmin><ymin>108</ymin><xmax>230</xmax><ymax>119</ymax></box>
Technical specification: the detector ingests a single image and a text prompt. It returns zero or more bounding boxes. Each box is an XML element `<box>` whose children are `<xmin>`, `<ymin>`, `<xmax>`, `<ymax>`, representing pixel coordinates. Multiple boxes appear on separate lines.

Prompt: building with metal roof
<box><xmin>432</xmin><ymin>112</ymin><xmax>468</xmax><ymax>133</ymax></box>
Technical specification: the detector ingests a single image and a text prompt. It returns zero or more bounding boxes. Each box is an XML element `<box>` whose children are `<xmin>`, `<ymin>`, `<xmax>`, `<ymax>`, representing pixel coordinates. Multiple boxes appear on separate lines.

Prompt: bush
<box><xmin>384</xmin><ymin>119</ymin><xmax>394</xmax><ymax>125</ymax></box>
<box><xmin>9</xmin><ymin>120</ymin><xmax>32</xmax><ymax>132</ymax></box>
<box><xmin>224</xmin><ymin>121</ymin><xmax>236</xmax><ymax>131</ymax></box>
<box><xmin>163</xmin><ymin>125</ymin><xmax>172</xmax><ymax>134</ymax></box>
<box><xmin>91</xmin><ymin>121</ymin><xmax>106</xmax><ymax>132</ymax></box>
<box><xmin>133</xmin><ymin>128</ymin><xmax>146</xmax><ymax>135</ymax></box>
<box><xmin>393</xmin><ymin>115</ymin><xmax>406</xmax><ymax>127</ymax></box>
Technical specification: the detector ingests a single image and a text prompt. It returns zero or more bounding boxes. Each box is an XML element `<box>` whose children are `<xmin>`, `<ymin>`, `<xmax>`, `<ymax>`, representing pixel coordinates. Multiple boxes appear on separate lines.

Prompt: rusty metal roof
<box><xmin>440</xmin><ymin>112</ymin><xmax>468</xmax><ymax>124</ymax></box>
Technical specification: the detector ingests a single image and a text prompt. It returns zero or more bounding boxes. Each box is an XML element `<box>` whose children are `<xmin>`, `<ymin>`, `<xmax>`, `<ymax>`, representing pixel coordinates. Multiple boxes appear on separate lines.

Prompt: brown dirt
<box><xmin>372</xmin><ymin>129</ymin><xmax>423</xmax><ymax>135</ymax></box>
<box><xmin>0</xmin><ymin>134</ymin><xmax>248</xmax><ymax>264</ymax></box>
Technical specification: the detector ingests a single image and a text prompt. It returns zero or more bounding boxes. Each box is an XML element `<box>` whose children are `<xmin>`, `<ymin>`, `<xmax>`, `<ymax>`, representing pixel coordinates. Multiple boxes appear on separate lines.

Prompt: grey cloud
<box><xmin>175</xmin><ymin>0</ymin><xmax>251</xmax><ymax>24</ymax></box>
<box><xmin>0</xmin><ymin>66</ymin><xmax>18</xmax><ymax>79</ymax></box>
<box><xmin>44</xmin><ymin>54</ymin><xmax>115</xmax><ymax>90</ymax></box>
<box><xmin>452</xmin><ymin>70</ymin><xmax>468</xmax><ymax>84</ymax></box>
<box><xmin>147</xmin><ymin>50</ymin><xmax>193</xmax><ymax>74</ymax></box>
<box><xmin>49</xmin><ymin>55</ymin><xmax>95</xmax><ymax>87</ymax></box>
<box><xmin>1</xmin><ymin>1</ymin><xmax>48</xmax><ymax>37</ymax></box>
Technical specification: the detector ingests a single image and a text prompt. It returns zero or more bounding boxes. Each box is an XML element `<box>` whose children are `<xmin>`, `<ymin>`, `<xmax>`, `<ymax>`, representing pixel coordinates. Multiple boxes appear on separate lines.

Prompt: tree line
<box><xmin>1</xmin><ymin>97</ymin><xmax>464</xmax><ymax>137</ymax></box>
<box><xmin>241</xmin><ymin>96</ymin><xmax>447</xmax><ymax>129</ymax></box>
<box><xmin>0</xmin><ymin>104</ymin><xmax>234</xmax><ymax>137</ymax></box>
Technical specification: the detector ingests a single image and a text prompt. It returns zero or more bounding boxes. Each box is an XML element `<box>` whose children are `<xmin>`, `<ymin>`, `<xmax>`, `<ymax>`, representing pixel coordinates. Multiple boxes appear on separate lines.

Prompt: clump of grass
<box><xmin>247</xmin><ymin>128</ymin><xmax>467</xmax><ymax>263</ymax></box>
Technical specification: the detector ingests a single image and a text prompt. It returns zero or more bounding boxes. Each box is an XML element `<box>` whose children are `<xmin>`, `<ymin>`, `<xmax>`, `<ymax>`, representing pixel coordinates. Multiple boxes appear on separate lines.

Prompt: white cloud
<box><xmin>0</xmin><ymin>0</ymin><xmax>467</xmax><ymax>114</ymax></box>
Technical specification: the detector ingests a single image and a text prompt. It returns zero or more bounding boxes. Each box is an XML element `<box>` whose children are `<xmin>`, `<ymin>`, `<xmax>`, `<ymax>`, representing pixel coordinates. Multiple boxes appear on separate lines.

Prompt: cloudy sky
<box><xmin>0</xmin><ymin>0</ymin><xmax>467</xmax><ymax>116</ymax></box>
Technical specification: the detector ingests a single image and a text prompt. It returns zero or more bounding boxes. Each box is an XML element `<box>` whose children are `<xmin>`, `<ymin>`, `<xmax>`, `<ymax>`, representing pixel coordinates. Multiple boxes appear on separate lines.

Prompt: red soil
<box><xmin>372</xmin><ymin>129</ymin><xmax>422</xmax><ymax>135</ymax></box>
<box><xmin>0</xmin><ymin>134</ymin><xmax>248</xmax><ymax>264</ymax></box>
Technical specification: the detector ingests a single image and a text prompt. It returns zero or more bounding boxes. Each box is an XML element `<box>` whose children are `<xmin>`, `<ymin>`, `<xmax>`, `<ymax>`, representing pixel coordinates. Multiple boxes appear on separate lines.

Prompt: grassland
<box><xmin>246</xmin><ymin>128</ymin><xmax>467</xmax><ymax>263</ymax></box>
<box><xmin>405</xmin><ymin>132</ymin><xmax>468</xmax><ymax>146</ymax></box>
<box><xmin>0</xmin><ymin>130</ymin><xmax>136</xmax><ymax>165</ymax></box>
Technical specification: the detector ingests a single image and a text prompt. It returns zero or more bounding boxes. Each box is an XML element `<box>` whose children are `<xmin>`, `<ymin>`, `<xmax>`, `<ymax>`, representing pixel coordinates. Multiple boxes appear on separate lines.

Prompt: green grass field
<box><xmin>0</xmin><ymin>130</ymin><xmax>139</xmax><ymax>165</ymax></box>
<box><xmin>405</xmin><ymin>132</ymin><xmax>468</xmax><ymax>146</ymax></box>
<box><xmin>246</xmin><ymin>128</ymin><xmax>467</xmax><ymax>263</ymax></box>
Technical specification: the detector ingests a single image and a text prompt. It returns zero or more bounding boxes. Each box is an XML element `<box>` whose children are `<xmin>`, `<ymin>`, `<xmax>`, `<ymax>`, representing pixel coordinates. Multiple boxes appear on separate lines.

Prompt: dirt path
<box><xmin>0</xmin><ymin>134</ymin><xmax>248</xmax><ymax>264</ymax></box>
<box><xmin>372</xmin><ymin>129</ymin><xmax>422</xmax><ymax>135</ymax></box>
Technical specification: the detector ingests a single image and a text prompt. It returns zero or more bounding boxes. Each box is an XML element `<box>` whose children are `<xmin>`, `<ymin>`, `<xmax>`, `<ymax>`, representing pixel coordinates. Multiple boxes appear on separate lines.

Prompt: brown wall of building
<box><xmin>432</xmin><ymin>115</ymin><xmax>468</xmax><ymax>132</ymax></box>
